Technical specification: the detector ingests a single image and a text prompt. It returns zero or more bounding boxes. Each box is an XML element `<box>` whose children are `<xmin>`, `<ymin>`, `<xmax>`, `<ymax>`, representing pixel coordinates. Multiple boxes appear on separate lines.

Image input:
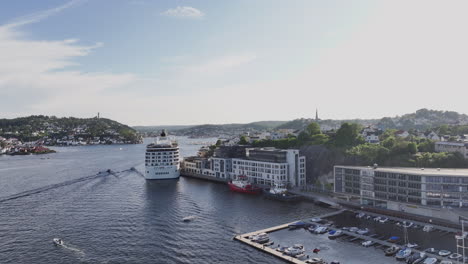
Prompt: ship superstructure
<box><xmin>144</xmin><ymin>130</ymin><xmax>180</xmax><ymax>180</ymax></box>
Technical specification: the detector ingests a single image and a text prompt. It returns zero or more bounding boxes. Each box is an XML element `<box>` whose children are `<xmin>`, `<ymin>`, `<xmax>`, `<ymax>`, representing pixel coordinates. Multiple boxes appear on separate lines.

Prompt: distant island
<box><xmin>0</xmin><ymin>115</ymin><xmax>142</xmax><ymax>155</ymax></box>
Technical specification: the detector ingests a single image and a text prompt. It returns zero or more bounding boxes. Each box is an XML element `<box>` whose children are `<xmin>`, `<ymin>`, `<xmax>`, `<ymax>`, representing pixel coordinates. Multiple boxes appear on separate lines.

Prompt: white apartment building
<box><xmin>231</xmin><ymin>148</ymin><xmax>306</xmax><ymax>187</ymax></box>
<box><xmin>435</xmin><ymin>141</ymin><xmax>468</xmax><ymax>159</ymax></box>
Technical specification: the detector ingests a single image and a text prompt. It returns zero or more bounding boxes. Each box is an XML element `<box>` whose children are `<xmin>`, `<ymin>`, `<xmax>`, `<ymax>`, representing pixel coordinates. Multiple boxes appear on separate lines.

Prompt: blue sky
<box><xmin>1</xmin><ymin>0</ymin><xmax>468</xmax><ymax>125</ymax></box>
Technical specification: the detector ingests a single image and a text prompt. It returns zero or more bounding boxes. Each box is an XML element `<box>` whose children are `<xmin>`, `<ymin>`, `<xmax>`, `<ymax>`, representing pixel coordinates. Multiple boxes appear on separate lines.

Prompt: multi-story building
<box><xmin>232</xmin><ymin>148</ymin><xmax>306</xmax><ymax>187</ymax></box>
<box><xmin>435</xmin><ymin>141</ymin><xmax>468</xmax><ymax>159</ymax></box>
<box><xmin>334</xmin><ymin>165</ymin><xmax>468</xmax><ymax>209</ymax></box>
<box><xmin>181</xmin><ymin>147</ymin><xmax>306</xmax><ymax>187</ymax></box>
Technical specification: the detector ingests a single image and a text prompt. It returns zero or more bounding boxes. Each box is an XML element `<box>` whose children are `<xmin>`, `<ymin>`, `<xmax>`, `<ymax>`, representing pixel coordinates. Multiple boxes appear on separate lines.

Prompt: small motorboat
<box><xmin>251</xmin><ymin>233</ymin><xmax>269</xmax><ymax>244</ymax></box>
<box><xmin>355</xmin><ymin>213</ymin><xmax>366</xmax><ymax>219</ymax></box>
<box><xmin>285</xmin><ymin>246</ymin><xmax>304</xmax><ymax>256</ymax></box>
<box><xmin>306</xmin><ymin>258</ymin><xmax>325</xmax><ymax>264</ymax></box>
<box><xmin>449</xmin><ymin>253</ymin><xmax>462</xmax><ymax>260</ymax></box>
<box><xmin>388</xmin><ymin>236</ymin><xmax>400</xmax><ymax>243</ymax></box>
<box><xmin>288</xmin><ymin>221</ymin><xmax>311</xmax><ymax>230</ymax></box>
<box><xmin>314</xmin><ymin>226</ymin><xmax>328</xmax><ymax>234</ymax></box>
<box><xmin>423</xmin><ymin>258</ymin><xmax>437</xmax><ymax>264</ymax></box>
<box><xmin>264</xmin><ymin>241</ymin><xmax>274</xmax><ymax>247</ymax></box>
<box><xmin>349</xmin><ymin>227</ymin><xmax>359</xmax><ymax>232</ymax></box>
<box><xmin>373</xmin><ymin>216</ymin><xmax>382</xmax><ymax>221</ymax></box>
<box><xmin>362</xmin><ymin>240</ymin><xmax>375</xmax><ymax>247</ymax></box>
<box><xmin>402</xmin><ymin>221</ymin><xmax>414</xmax><ymax>228</ymax></box>
<box><xmin>328</xmin><ymin>230</ymin><xmax>343</xmax><ymax>239</ymax></box>
<box><xmin>310</xmin><ymin>217</ymin><xmax>322</xmax><ymax>222</ymax></box>
<box><xmin>182</xmin><ymin>215</ymin><xmax>196</xmax><ymax>222</ymax></box>
<box><xmin>276</xmin><ymin>246</ymin><xmax>288</xmax><ymax>253</ymax></box>
<box><xmin>356</xmin><ymin>228</ymin><xmax>369</xmax><ymax>235</ymax></box>
<box><xmin>439</xmin><ymin>250</ymin><xmax>451</xmax><ymax>257</ymax></box>
<box><xmin>396</xmin><ymin>248</ymin><xmax>412</xmax><ymax>260</ymax></box>
<box><xmin>424</xmin><ymin>248</ymin><xmax>437</xmax><ymax>254</ymax></box>
<box><xmin>406</xmin><ymin>252</ymin><xmax>426</xmax><ymax>264</ymax></box>
<box><xmin>385</xmin><ymin>245</ymin><xmax>400</xmax><ymax>256</ymax></box>
<box><xmin>379</xmin><ymin>217</ymin><xmax>389</xmax><ymax>223</ymax></box>
<box><xmin>295</xmin><ymin>253</ymin><xmax>308</xmax><ymax>260</ymax></box>
<box><xmin>423</xmin><ymin>225</ymin><xmax>434</xmax><ymax>232</ymax></box>
<box><xmin>342</xmin><ymin>227</ymin><xmax>350</xmax><ymax>231</ymax></box>
<box><xmin>53</xmin><ymin>238</ymin><xmax>64</xmax><ymax>246</ymax></box>
<box><xmin>440</xmin><ymin>261</ymin><xmax>454</xmax><ymax>264</ymax></box>
<box><xmin>406</xmin><ymin>243</ymin><xmax>418</xmax><ymax>249</ymax></box>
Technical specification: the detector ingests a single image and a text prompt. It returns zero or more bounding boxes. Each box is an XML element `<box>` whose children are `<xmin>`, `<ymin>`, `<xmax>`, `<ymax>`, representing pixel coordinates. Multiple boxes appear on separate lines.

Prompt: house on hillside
<box><xmin>425</xmin><ymin>131</ymin><xmax>441</xmax><ymax>141</ymax></box>
<box><xmin>395</xmin><ymin>130</ymin><xmax>410</xmax><ymax>138</ymax></box>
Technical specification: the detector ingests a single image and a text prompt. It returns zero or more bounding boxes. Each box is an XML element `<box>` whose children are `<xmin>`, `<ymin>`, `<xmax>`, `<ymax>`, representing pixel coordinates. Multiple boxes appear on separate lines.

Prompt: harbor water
<box><xmin>0</xmin><ymin>137</ymin><xmax>332</xmax><ymax>264</ymax></box>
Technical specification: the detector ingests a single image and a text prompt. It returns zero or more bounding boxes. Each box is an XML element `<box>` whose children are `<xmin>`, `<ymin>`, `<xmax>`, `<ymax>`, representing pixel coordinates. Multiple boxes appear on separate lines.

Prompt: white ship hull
<box><xmin>145</xmin><ymin>165</ymin><xmax>180</xmax><ymax>180</ymax></box>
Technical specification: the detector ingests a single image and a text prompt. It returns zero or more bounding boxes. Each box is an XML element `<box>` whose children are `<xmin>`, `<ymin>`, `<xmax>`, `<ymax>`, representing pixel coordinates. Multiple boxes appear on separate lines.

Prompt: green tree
<box><xmin>239</xmin><ymin>136</ymin><xmax>249</xmax><ymax>145</ymax></box>
<box><xmin>382</xmin><ymin>136</ymin><xmax>396</xmax><ymax>149</ymax></box>
<box><xmin>305</xmin><ymin>122</ymin><xmax>321</xmax><ymax>136</ymax></box>
<box><xmin>417</xmin><ymin>140</ymin><xmax>435</xmax><ymax>152</ymax></box>
<box><xmin>215</xmin><ymin>139</ymin><xmax>222</xmax><ymax>146</ymax></box>
<box><xmin>334</xmin><ymin>123</ymin><xmax>364</xmax><ymax>148</ymax></box>
<box><xmin>407</xmin><ymin>142</ymin><xmax>418</xmax><ymax>154</ymax></box>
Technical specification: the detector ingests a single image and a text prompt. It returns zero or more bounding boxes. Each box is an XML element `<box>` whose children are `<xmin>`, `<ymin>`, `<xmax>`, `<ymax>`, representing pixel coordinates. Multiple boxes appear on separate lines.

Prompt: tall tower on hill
<box><xmin>315</xmin><ymin>109</ymin><xmax>319</xmax><ymax>121</ymax></box>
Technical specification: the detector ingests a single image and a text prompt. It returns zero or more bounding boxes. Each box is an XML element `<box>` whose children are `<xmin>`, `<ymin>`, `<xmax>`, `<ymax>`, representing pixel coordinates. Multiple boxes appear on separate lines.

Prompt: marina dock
<box><xmin>234</xmin><ymin>210</ymin><xmax>346</xmax><ymax>264</ymax></box>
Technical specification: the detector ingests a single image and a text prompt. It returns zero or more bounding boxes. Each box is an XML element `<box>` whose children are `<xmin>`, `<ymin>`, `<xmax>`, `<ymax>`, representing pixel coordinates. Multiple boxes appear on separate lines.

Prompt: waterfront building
<box><xmin>334</xmin><ymin>165</ymin><xmax>468</xmax><ymax>210</ymax></box>
<box><xmin>435</xmin><ymin>141</ymin><xmax>468</xmax><ymax>159</ymax></box>
<box><xmin>181</xmin><ymin>147</ymin><xmax>306</xmax><ymax>187</ymax></box>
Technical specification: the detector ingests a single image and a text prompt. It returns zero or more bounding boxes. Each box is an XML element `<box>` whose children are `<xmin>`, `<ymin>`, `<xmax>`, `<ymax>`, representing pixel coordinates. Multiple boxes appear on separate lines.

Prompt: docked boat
<box><xmin>449</xmin><ymin>253</ymin><xmax>462</xmax><ymax>260</ymax></box>
<box><xmin>289</xmin><ymin>221</ymin><xmax>311</xmax><ymax>230</ymax></box>
<box><xmin>145</xmin><ymin>130</ymin><xmax>180</xmax><ymax>180</ymax></box>
<box><xmin>385</xmin><ymin>245</ymin><xmax>400</xmax><ymax>256</ymax></box>
<box><xmin>406</xmin><ymin>252</ymin><xmax>426</xmax><ymax>264</ymax></box>
<box><xmin>250</xmin><ymin>233</ymin><xmax>269</xmax><ymax>244</ymax></box>
<box><xmin>328</xmin><ymin>230</ymin><xmax>343</xmax><ymax>239</ymax></box>
<box><xmin>285</xmin><ymin>246</ymin><xmax>304</xmax><ymax>256</ymax></box>
<box><xmin>406</xmin><ymin>243</ymin><xmax>418</xmax><ymax>249</ymax></box>
<box><xmin>295</xmin><ymin>253</ymin><xmax>308</xmax><ymax>260</ymax></box>
<box><xmin>402</xmin><ymin>221</ymin><xmax>414</xmax><ymax>228</ymax></box>
<box><xmin>373</xmin><ymin>216</ymin><xmax>382</xmax><ymax>221</ymax></box>
<box><xmin>439</xmin><ymin>250</ymin><xmax>451</xmax><ymax>257</ymax></box>
<box><xmin>362</xmin><ymin>240</ymin><xmax>375</xmax><ymax>247</ymax></box>
<box><xmin>349</xmin><ymin>227</ymin><xmax>359</xmax><ymax>232</ymax></box>
<box><xmin>310</xmin><ymin>217</ymin><xmax>322</xmax><ymax>223</ymax></box>
<box><xmin>356</xmin><ymin>228</ymin><xmax>369</xmax><ymax>235</ymax></box>
<box><xmin>276</xmin><ymin>246</ymin><xmax>288</xmax><ymax>253</ymax></box>
<box><xmin>379</xmin><ymin>217</ymin><xmax>389</xmax><ymax>223</ymax></box>
<box><xmin>396</xmin><ymin>248</ymin><xmax>412</xmax><ymax>260</ymax></box>
<box><xmin>440</xmin><ymin>261</ymin><xmax>454</xmax><ymax>264</ymax></box>
<box><xmin>305</xmin><ymin>258</ymin><xmax>325</xmax><ymax>264</ymax></box>
<box><xmin>423</xmin><ymin>258</ymin><xmax>438</xmax><ymax>264</ymax></box>
<box><xmin>388</xmin><ymin>236</ymin><xmax>400</xmax><ymax>243</ymax></box>
<box><xmin>228</xmin><ymin>176</ymin><xmax>261</xmax><ymax>194</ymax></box>
<box><xmin>263</xmin><ymin>184</ymin><xmax>301</xmax><ymax>201</ymax></box>
<box><xmin>424</xmin><ymin>248</ymin><xmax>437</xmax><ymax>254</ymax></box>
<box><xmin>314</xmin><ymin>226</ymin><xmax>328</xmax><ymax>234</ymax></box>
<box><xmin>53</xmin><ymin>238</ymin><xmax>64</xmax><ymax>246</ymax></box>
<box><xmin>423</xmin><ymin>225</ymin><xmax>434</xmax><ymax>232</ymax></box>
<box><xmin>355</xmin><ymin>212</ymin><xmax>366</xmax><ymax>219</ymax></box>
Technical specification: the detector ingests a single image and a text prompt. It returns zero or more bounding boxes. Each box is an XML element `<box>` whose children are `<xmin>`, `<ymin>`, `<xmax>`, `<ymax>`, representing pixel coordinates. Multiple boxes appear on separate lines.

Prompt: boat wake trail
<box><xmin>0</xmin><ymin>170</ymin><xmax>123</xmax><ymax>203</ymax></box>
<box><xmin>61</xmin><ymin>243</ymin><xmax>85</xmax><ymax>257</ymax></box>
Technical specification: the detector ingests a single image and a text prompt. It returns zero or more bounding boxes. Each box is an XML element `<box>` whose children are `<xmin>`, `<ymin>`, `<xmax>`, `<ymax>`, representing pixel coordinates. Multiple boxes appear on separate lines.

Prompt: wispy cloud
<box><xmin>183</xmin><ymin>54</ymin><xmax>257</xmax><ymax>74</ymax></box>
<box><xmin>161</xmin><ymin>6</ymin><xmax>204</xmax><ymax>19</ymax></box>
<box><xmin>6</xmin><ymin>0</ymin><xmax>85</xmax><ymax>28</ymax></box>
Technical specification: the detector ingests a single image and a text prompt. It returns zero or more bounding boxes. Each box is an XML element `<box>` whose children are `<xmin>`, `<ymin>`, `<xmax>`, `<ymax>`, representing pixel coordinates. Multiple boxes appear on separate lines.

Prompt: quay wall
<box><xmin>180</xmin><ymin>171</ymin><xmax>228</xmax><ymax>183</ymax></box>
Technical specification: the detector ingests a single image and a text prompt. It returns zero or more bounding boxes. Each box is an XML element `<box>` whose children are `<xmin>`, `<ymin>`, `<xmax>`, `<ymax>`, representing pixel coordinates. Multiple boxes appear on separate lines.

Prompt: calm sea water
<box><xmin>0</xmin><ymin>137</ymin><xmax>333</xmax><ymax>264</ymax></box>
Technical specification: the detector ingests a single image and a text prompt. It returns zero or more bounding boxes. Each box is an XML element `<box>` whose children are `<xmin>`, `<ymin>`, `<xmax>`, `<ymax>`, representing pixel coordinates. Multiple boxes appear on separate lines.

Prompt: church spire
<box><xmin>315</xmin><ymin>108</ymin><xmax>319</xmax><ymax>121</ymax></box>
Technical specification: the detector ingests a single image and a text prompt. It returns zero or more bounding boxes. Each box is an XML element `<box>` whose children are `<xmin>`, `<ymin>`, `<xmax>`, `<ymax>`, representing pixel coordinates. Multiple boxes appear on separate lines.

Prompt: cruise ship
<box><xmin>144</xmin><ymin>130</ymin><xmax>180</xmax><ymax>180</ymax></box>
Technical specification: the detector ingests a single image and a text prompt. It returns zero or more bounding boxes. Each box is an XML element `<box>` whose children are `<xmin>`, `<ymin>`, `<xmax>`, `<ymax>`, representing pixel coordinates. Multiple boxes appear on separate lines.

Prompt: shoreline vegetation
<box><xmin>0</xmin><ymin>115</ymin><xmax>142</xmax><ymax>156</ymax></box>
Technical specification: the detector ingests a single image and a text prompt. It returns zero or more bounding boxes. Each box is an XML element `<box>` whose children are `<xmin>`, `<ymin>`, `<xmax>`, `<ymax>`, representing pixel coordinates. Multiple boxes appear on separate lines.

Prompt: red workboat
<box><xmin>228</xmin><ymin>176</ymin><xmax>261</xmax><ymax>194</ymax></box>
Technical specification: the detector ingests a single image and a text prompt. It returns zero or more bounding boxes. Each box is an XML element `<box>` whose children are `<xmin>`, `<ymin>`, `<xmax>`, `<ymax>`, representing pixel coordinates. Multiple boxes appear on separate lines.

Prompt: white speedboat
<box><xmin>356</xmin><ymin>228</ymin><xmax>369</xmax><ymax>235</ymax></box>
<box><xmin>53</xmin><ymin>238</ymin><xmax>64</xmax><ymax>246</ymax></box>
<box><xmin>311</xmin><ymin>217</ymin><xmax>322</xmax><ymax>222</ymax></box>
<box><xmin>328</xmin><ymin>230</ymin><xmax>343</xmax><ymax>239</ymax></box>
<box><xmin>182</xmin><ymin>215</ymin><xmax>196</xmax><ymax>222</ymax></box>
<box><xmin>306</xmin><ymin>258</ymin><xmax>325</xmax><ymax>264</ymax></box>
<box><xmin>285</xmin><ymin>246</ymin><xmax>304</xmax><ymax>256</ymax></box>
<box><xmin>439</xmin><ymin>250</ymin><xmax>451</xmax><ymax>257</ymax></box>
<box><xmin>314</xmin><ymin>226</ymin><xmax>328</xmax><ymax>234</ymax></box>
<box><xmin>423</xmin><ymin>258</ymin><xmax>437</xmax><ymax>264</ymax></box>
<box><xmin>402</xmin><ymin>221</ymin><xmax>414</xmax><ymax>228</ymax></box>
<box><xmin>379</xmin><ymin>217</ymin><xmax>389</xmax><ymax>223</ymax></box>
<box><xmin>422</xmin><ymin>225</ymin><xmax>434</xmax><ymax>232</ymax></box>
<box><xmin>349</xmin><ymin>227</ymin><xmax>359</xmax><ymax>232</ymax></box>
<box><xmin>396</xmin><ymin>248</ymin><xmax>412</xmax><ymax>260</ymax></box>
<box><xmin>373</xmin><ymin>216</ymin><xmax>381</xmax><ymax>221</ymax></box>
<box><xmin>406</xmin><ymin>243</ymin><xmax>418</xmax><ymax>248</ymax></box>
<box><xmin>362</xmin><ymin>240</ymin><xmax>375</xmax><ymax>247</ymax></box>
<box><xmin>449</xmin><ymin>253</ymin><xmax>462</xmax><ymax>260</ymax></box>
<box><xmin>355</xmin><ymin>213</ymin><xmax>365</xmax><ymax>219</ymax></box>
